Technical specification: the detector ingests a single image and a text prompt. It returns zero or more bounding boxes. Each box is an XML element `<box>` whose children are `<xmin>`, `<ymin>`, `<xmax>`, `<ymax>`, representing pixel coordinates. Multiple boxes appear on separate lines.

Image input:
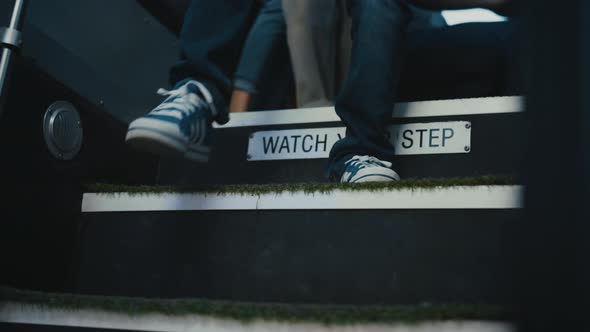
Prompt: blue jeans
<box><xmin>170</xmin><ymin>0</ymin><xmax>291</xmax><ymax>124</ymax></box>
<box><xmin>326</xmin><ymin>0</ymin><xmax>411</xmax><ymax>180</ymax></box>
<box><xmin>326</xmin><ymin>0</ymin><xmax>516</xmax><ymax>180</ymax></box>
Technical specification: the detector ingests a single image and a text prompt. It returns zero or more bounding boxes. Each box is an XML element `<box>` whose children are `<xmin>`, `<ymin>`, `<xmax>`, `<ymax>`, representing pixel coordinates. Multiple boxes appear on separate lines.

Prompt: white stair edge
<box><xmin>0</xmin><ymin>302</ymin><xmax>515</xmax><ymax>332</ymax></box>
<box><xmin>82</xmin><ymin>185</ymin><xmax>523</xmax><ymax>213</ymax></box>
<box><xmin>214</xmin><ymin>96</ymin><xmax>523</xmax><ymax>129</ymax></box>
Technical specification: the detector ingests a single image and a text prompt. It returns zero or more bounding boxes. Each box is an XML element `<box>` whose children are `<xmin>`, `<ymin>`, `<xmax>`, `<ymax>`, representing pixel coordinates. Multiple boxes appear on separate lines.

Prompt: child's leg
<box><xmin>232</xmin><ymin>0</ymin><xmax>286</xmax><ymax>112</ymax></box>
<box><xmin>229</xmin><ymin>89</ymin><xmax>251</xmax><ymax>113</ymax></box>
<box><xmin>170</xmin><ymin>0</ymin><xmax>260</xmax><ymax>122</ymax></box>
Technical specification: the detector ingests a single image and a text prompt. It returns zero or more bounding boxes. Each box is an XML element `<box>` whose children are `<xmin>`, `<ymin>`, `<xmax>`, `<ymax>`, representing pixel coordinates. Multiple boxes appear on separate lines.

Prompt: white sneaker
<box><xmin>340</xmin><ymin>155</ymin><xmax>401</xmax><ymax>183</ymax></box>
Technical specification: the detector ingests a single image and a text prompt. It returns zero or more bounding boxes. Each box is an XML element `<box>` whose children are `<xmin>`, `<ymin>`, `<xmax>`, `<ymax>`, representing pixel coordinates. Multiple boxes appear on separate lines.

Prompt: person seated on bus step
<box><xmin>126</xmin><ymin>0</ymin><xmax>290</xmax><ymax>162</ymax></box>
<box><xmin>325</xmin><ymin>0</ymin><xmax>518</xmax><ymax>183</ymax></box>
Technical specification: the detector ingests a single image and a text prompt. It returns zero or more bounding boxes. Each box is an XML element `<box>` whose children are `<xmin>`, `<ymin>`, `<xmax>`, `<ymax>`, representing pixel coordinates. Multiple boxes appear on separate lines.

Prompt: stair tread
<box><xmin>159</xmin><ymin>97</ymin><xmax>526</xmax><ymax>185</ymax></box>
<box><xmin>88</xmin><ymin>176</ymin><xmax>515</xmax><ymax>195</ymax></box>
<box><xmin>82</xmin><ymin>176</ymin><xmax>521</xmax><ymax>212</ymax></box>
<box><xmin>0</xmin><ymin>286</ymin><xmax>513</xmax><ymax>325</ymax></box>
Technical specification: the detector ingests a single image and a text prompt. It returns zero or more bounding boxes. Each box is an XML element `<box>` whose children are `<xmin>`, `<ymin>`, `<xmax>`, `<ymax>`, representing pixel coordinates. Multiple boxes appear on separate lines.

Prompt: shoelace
<box><xmin>155</xmin><ymin>81</ymin><xmax>217</xmax><ymax>116</ymax></box>
<box><xmin>345</xmin><ymin>155</ymin><xmax>392</xmax><ymax>169</ymax></box>
<box><xmin>155</xmin><ymin>86</ymin><xmax>205</xmax><ymax>118</ymax></box>
<box><xmin>157</xmin><ymin>87</ymin><xmax>185</xmax><ymax>98</ymax></box>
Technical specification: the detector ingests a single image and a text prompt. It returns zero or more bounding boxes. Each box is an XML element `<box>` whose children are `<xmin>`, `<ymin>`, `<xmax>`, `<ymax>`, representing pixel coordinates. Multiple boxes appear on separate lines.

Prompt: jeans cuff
<box><xmin>233</xmin><ymin>77</ymin><xmax>258</xmax><ymax>94</ymax></box>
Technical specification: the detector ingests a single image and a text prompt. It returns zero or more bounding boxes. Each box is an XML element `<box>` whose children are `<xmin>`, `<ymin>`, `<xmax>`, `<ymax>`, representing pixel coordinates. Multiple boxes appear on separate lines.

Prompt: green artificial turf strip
<box><xmin>0</xmin><ymin>286</ymin><xmax>514</xmax><ymax>324</ymax></box>
<box><xmin>86</xmin><ymin>175</ymin><xmax>516</xmax><ymax>196</ymax></box>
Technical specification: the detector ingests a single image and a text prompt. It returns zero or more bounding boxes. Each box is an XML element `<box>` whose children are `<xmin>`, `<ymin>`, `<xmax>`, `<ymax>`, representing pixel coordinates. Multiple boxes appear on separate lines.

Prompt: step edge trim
<box><xmin>81</xmin><ymin>185</ymin><xmax>524</xmax><ymax>213</ymax></box>
<box><xmin>214</xmin><ymin>96</ymin><xmax>523</xmax><ymax>129</ymax></box>
<box><xmin>0</xmin><ymin>302</ymin><xmax>515</xmax><ymax>332</ymax></box>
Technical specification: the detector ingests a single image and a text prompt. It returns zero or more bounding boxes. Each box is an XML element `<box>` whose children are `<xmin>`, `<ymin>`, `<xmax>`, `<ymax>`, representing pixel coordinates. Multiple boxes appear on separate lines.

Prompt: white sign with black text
<box><xmin>389</xmin><ymin>121</ymin><xmax>472</xmax><ymax>156</ymax></box>
<box><xmin>247</xmin><ymin>121</ymin><xmax>471</xmax><ymax>161</ymax></box>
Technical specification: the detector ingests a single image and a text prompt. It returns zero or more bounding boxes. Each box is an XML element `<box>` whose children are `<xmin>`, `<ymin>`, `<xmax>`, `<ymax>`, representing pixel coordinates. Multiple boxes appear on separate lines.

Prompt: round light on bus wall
<box><xmin>43</xmin><ymin>101</ymin><xmax>83</xmax><ymax>160</ymax></box>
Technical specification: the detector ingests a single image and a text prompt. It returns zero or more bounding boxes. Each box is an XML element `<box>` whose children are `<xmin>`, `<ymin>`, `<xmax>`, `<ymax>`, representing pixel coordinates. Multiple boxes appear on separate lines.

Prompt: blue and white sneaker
<box><xmin>125</xmin><ymin>80</ymin><xmax>217</xmax><ymax>162</ymax></box>
<box><xmin>340</xmin><ymin>155</ymin><xmax>401</xmax><ymax>183</ymax></box>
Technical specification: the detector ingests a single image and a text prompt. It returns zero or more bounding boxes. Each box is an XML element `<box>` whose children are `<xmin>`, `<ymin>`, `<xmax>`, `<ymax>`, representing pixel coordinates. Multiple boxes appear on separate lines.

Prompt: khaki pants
<box><xmin>282</xmin><ymin>0</ymin><xmax>352</xmax><ymax>108</ymax></box>
<box><xmin>282</xmin><ymin>0</ymin><xmax>446</xmax><ymax>108</ymax></box>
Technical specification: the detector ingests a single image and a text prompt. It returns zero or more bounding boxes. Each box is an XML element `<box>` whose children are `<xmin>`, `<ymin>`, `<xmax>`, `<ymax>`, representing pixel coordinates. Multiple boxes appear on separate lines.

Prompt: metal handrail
<box><xmin>0</xmin><ymin>0</ymin><xmax>27</xmax><ymax>119</ymax></box>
